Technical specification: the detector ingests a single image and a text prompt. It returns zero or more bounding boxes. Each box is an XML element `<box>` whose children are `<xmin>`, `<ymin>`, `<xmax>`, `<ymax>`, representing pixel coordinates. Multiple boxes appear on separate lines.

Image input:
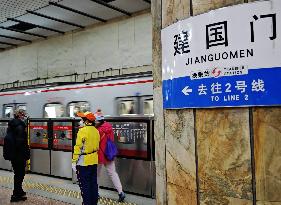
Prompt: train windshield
<box><xmin>44</xmin><ymin>103</ymin><xmax>64</xmax><ymax>118</ymax></box>
<box><xmin>68</xmin><ymin>102</ymin><xmax>90</xmax><ymax>117</ymax></box>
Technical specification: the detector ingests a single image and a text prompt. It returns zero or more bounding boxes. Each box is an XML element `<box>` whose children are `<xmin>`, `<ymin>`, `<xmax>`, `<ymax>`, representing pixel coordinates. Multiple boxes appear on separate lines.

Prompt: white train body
<box><xmin>0</xmin><ymin>76</ymin><xmax>153</xmax><ymax>118</ymax></box>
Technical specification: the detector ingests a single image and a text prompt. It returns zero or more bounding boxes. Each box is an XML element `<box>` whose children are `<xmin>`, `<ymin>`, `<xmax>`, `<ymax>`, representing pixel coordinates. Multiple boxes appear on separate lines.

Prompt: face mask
<box><xmin>19</xmin><ymin>115</ymin><xmax>28</xmax><ymax>123</ymax></box>
<box><xmin>95</xmin><ymin>121</ymin><xmax>100</xmax><ymax>127</ymax></box>
<box><xmin>79</xmin><ymin>120</ymin><xmax>85</xmax><ymax>127</ymax></box>
<box><xmin>23</xmin><ymin>117</ymin><xmax>28</xmax><ymax>124</ymax></box>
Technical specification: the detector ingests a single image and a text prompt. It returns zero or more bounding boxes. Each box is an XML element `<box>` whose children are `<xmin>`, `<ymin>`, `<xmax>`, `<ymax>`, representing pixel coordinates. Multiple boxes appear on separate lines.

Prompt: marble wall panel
<box><xmin>225</xmin><ymin>197</ymin><xmax>252</xmax><ymax>205</ymax></box>
<box><xmin>166</xmin><ymin>151</ymin><xmax>196</xmax><ymax>191</ymax></box>
<box><xmin>253</xmin><ymin>108</ymin><xmax>281</xmax><ymax>202</ymax></box>
<box><xmin>166</xmin><ymin>149</ymin><xmax>197</xmax><ymax>205</ymax></box>
<box><xmin>257</xmin><ymin>202</ymin><xmax>281</xmax><ymax>205</ymax></box>
<box><xmin>167</xmin><ymin>181</ymin><xmax>197</xmax><ymax>205</ymax></box>
<box><xmin>165</xmin><ymin>109</ymin><xmax>197</xmax><ymax>203</ymax></box>
<box><xmin>201</xmin><ymin>196</ymin><xmax>252</xmax><ymax>205</ymax></box>
<box><xmin>154</xmin><ymin>86</ymin><xmax>167</xmax><ymax>205</ymax></box>
<box><xmin>152</xmin><ymin>0</ymin><xmax>162</xmax><ymax>88</ymax></box>
<box><xmin>196</xmin><ymin>108</ymin><xmax>252</xmax><ymax>204</ymax></box>
<box><xmin>192</xmin><ymin>0</ymin><xmax>244</xmax><ymax>15</ymax></box>
<box><xmin>155</xmin><ymin>138</ymin><xmax>167</xmax><ymax>205</ymax></box>
<box><xmin>162</xmin><ymin>0</ymin><xmax>190</xmax><ymax>28</ymax></box>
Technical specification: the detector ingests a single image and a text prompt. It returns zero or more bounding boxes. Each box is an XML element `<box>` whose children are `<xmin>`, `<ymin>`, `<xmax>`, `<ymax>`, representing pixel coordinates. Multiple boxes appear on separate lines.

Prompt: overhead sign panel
<box><xmin>161</xmin><ymin>0</ymin><xmax>281</xmax><ymax>109</ymax></box>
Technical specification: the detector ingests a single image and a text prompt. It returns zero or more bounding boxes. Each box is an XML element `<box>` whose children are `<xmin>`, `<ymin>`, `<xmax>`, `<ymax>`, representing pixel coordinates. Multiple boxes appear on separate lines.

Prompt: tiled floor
<box><xmin>0</xmin><ymin>187</ymin><xmax>69</xmax><ymax>205</ymax></box>
<box><xmin>0</xmin><ymin>170</ymin><xmax>155</xmax><ymax>205</ymax></box>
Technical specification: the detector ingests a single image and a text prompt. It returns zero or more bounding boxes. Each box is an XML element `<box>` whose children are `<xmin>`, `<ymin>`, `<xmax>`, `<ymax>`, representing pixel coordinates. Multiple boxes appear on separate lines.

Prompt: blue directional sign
<box><xmin>163</xmin><ymin>67</ymin><xmax>281</xmax><ymax>108</ymax></box>
<box><xmin>161</xmin><ymin>0</ymin><xmax>281</xmax><ymax>109</ymax></box>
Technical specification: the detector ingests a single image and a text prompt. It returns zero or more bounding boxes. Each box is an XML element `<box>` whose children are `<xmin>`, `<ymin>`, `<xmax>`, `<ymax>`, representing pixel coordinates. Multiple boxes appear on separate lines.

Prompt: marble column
<box><xmin>152</xmin><ymin>0</ymin><xmax>167</xmax><ymax>204</ymax></box>
<box><xmin>253</xmin><ymin>108</ymin><xmax>281</xmax><ymax>205</ymax></box>
<box><xmin>161</xmin><ymin>1</ymin><xmax>197</xmax><ymax>205</ymax></box>
<box><xmin>153</xmin><ymin>0</ymin><xmax>281</xmax><ymax>204</ymax></box>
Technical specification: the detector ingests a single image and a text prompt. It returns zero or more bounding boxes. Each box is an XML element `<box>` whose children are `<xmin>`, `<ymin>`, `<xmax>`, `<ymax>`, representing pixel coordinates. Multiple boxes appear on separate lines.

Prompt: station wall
<box><xmin>0</xmin><ymin>12</ymin><xmax>152</xmax><ymax>85</ymax></box>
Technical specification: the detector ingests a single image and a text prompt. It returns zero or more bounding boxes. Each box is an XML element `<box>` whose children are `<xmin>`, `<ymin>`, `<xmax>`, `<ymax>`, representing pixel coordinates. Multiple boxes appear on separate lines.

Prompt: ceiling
<box><xmin>0</xmin><ymin>0</ymin><xmax>151</xmax><ymax>50</ymax></box>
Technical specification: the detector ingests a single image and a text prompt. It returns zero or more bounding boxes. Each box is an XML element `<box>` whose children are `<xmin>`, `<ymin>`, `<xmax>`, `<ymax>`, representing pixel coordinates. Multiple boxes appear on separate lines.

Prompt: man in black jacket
<box><xmin>7</xmin><ymin>109</ymin><xmax>30</xmax><ymax>202</ymax></box>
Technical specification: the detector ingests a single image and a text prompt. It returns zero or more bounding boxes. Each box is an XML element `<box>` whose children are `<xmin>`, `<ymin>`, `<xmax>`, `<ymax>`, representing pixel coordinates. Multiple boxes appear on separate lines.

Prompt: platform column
<box><xmin>152</xmin><ymin>0</ymin><xmax>281</xmax><ymax>204</ymax></box>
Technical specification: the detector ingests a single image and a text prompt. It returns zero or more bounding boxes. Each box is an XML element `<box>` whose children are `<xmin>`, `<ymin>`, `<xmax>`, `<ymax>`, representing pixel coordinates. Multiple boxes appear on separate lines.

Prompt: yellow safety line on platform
<box><xmin>26</xmin><ymin>118</ymin><xmax>31</xmax><ymax>171</ymax></box>
<box><xmin>0</xmin><ymin>176</ymin><xmax>136</xmax><ymax>205</ymax></box>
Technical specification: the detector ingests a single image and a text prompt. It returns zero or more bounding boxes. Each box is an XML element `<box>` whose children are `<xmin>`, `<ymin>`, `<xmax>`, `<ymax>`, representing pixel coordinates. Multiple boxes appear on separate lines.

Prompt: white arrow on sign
<box><xmin>182</xmin><ymin>86</ymin><xmax>192</xmax><ymax>95</ymax></box>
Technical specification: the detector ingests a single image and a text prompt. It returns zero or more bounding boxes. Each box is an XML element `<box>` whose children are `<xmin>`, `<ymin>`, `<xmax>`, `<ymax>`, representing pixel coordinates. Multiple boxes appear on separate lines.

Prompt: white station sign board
<box><xmin>162</xmin><ymin>0</ymin><xmax>281</xmax><ymax>108</ymax></box>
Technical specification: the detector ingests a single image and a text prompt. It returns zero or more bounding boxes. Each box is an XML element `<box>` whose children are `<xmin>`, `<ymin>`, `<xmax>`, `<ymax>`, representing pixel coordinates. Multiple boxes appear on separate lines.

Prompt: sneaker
<box><xmin>118</xmin><ymin>192</ymin><xmax>125</xmax><ymax>202</ymax></box>
<box><xmin>12</xmin><ymin>191</ymin><xmax>26</xmax><ymax>197</ymax></box>
<box><xmin>10</xmin><ymin>195</ymin><xmax>27</xmax><ymax>202</ymax></box>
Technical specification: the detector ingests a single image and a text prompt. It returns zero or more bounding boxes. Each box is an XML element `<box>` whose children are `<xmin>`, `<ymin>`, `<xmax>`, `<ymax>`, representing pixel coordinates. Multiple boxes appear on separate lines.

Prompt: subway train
<box><xmin>0</xmin><ymin>75</ymin><xmax>155</xmax><ymax>198</ymax></box>
<box><xmin>0</xmin><ymin>75</ymin><xmax>153</xmax><ymax>118</ymax></box>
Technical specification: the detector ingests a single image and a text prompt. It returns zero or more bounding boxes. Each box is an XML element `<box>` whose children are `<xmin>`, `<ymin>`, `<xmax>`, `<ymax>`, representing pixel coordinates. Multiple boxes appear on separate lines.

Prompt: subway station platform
<box><xmin>0</xmin><ymin>170</ymin><xmax>155</xmax><ymax>205</ymax></box>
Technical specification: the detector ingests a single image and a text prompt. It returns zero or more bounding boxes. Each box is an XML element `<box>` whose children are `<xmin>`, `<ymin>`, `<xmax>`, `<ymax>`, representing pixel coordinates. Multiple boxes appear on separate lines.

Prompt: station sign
<box><xmin>161</xmin><ymin>0</ymin><xmax>281</xmax><ymax>109</ymax></box>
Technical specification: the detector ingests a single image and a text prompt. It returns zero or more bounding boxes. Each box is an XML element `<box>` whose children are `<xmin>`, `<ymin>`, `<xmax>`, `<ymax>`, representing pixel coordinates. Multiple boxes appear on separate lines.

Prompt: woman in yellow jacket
<box><xmin>72</xmin><ymin>112</ymin><xmax>100</xmax><ymax>205</ymax></box>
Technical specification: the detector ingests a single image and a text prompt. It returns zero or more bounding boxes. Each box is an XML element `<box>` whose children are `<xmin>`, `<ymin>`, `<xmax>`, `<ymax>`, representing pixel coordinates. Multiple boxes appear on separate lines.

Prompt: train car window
<box><xmin>118</xmin><ymin>100</ymin><xmax>136</xmax><ymax>115</ymax></box>
<box><xmin>44</xmin><ymin>103</ymin><xmax>64</xmax><ymax>118</ymax></box>
<box><xmin>3</xmin><ymin>103</ymin><xmax>27</xmax><ymax>118</ymax></box>
<box><xmin>3</xmin><ymin>105</ymin><xmax>14</xmax><ymax>118</ymax></box>
<box><xmin>143</xmin><ymin>99</ymin><xmax>154</xmax><ymax>115</ymax></box>
<box><xmin>17</xmin><ymin>104</ymin><xmax>26</xmax><ymax>113</ymax></box>
<box><xmin>67</xmin><ymin>102</ymin><xmax>90</xmax><ymax>117</ymax></box>
<box><xmin>17</xmin><ymin>104</ymin><xmax>26</xmax><ymax>110</ymax></box>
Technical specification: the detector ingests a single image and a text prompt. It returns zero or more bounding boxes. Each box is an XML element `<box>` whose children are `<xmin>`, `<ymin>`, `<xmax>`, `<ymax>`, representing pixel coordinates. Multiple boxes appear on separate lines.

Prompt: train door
<box><xmin>29</xmin><ymin>118</ymin><xmax>78</xmax><ymax>179</ymax></box>
<box><xmin>30</xmin><ymin>103</ymin><xmax>65</xmax><ymax>176</ymax></box>
<box><xmin>0</xmin><ymin>118</ymin><xmax>11</xmax><ymax>170</ymax></box>
<box><xmin>44</xmin><ymin>103</ymin><xmax>77</xmax><ymax>178</ymax></box>
<box><xmin>29</xmin><ymin>119</ymin><xmax>50</xmax><ymax>175</ymax></box>
<box><xmin>51</xmin><ymin>119</ymin><xmax>77</xmax><ymax>178</ymax></box>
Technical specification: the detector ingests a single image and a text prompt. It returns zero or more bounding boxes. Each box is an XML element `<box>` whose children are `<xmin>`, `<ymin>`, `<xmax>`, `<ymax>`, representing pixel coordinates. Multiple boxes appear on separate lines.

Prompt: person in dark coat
<box><xmin>7</xmin><ymin>109</ymin><xmax>30</xmax><ymax>202</ymax></box>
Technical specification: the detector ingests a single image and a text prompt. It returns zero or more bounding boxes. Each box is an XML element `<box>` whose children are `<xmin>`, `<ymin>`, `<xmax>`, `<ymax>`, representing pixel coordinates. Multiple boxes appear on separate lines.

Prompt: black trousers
<box><xmin>77</xmin><ymin>165</ymin><xmax>98</xmax><ymax>205</ymax></box>
<box><xmin>11</xmin><ymin>159</ymin><xmax>26</xmax><ymax>196</ymax></box>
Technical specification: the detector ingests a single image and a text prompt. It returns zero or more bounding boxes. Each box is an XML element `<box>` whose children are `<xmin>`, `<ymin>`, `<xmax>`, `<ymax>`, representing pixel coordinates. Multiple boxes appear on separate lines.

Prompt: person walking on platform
<box><xmin>72</xmin><ymin>112</ymin><xmax>100</xmax><ymax>205</ymax></box>
<box><xmin>94</xmin><ymin>109</ymin><xmax>126</xmax><ymax>202</ymax></box>
<box><xmin>3</xmin><ymin>109</ymin><xmax>30</xmax><ymax>202</ymax></box>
